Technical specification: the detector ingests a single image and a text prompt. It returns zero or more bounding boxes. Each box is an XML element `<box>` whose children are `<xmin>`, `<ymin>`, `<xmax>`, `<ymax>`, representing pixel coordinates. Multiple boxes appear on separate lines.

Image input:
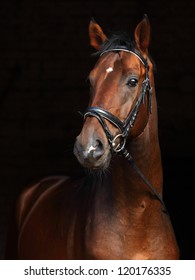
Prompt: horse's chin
<box><xmin>76</xmin><ymin>151</ymin><xmax>112</xmax><ymax>171</ymax></box>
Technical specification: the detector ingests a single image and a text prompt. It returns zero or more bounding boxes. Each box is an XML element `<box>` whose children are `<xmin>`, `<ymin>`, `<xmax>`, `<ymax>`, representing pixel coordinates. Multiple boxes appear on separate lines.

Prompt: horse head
<box><xmin>74</xmin><ymin>15</ymin><xmax>154</xmax><ymax>170</ymax></box>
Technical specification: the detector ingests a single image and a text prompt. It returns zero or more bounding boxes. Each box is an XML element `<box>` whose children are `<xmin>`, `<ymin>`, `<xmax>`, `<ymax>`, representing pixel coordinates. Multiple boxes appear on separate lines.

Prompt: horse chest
<box><xmin>85</xmin><ymin>213</ymin><xmax>149</xmax><ymax>259</ymax></box>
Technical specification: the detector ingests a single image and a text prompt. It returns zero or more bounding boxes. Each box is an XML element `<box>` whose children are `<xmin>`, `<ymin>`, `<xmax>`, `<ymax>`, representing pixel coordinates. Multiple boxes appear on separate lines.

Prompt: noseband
<box><xmin>84</xmin><ymin>47</ymin><xmax>168</xmax><ymax>214</ymax></box>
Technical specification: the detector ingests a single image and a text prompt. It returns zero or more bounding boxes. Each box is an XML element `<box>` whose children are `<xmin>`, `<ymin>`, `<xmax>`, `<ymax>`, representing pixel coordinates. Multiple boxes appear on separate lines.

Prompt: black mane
<box><xmin>93</xmin><ymin>32</ymin><xmax>136</xmax><ymax>56</ymax></box>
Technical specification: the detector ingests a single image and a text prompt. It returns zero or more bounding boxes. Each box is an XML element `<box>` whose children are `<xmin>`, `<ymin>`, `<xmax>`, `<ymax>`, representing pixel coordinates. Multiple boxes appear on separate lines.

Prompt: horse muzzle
<box><xmin>73</xmin><ymin>129</ymin><xmax>111</xmax><ymax>170</ymax></box>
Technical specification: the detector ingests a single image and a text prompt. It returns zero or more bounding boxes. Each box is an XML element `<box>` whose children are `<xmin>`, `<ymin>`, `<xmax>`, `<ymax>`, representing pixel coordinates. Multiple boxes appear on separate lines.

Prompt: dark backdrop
<box><xmin>0</xmin><ymin>0</ymin><xmax>194</xmax><ymax>259</ymax></box>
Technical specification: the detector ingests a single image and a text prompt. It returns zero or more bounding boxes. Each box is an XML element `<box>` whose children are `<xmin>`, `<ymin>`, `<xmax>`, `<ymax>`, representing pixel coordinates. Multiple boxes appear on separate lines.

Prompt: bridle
<box><xmin>83</xmin><ymin>47</ymin><xmax>168</xmax><ymax>214</ymax></box>
<box><xmin>85</xmin><ymin>47</ymin><xmax>152</xmax><ymax>153</ymax></box>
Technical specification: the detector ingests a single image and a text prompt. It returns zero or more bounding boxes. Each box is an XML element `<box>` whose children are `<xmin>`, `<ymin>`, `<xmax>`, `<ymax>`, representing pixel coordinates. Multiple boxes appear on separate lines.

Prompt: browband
<box><xmin>100</xmin><ymin>46</ymin><xmax>148</xmax><ymax>67</ymax></box>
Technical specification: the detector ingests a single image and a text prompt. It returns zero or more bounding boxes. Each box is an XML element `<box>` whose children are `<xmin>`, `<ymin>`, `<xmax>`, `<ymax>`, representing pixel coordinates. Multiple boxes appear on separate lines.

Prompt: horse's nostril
<box><xmin>96</xmin><ymin>139</ymin><xmax>103</xmax><ymax>149</ymax></box>
<box><xmin>93</xmin><ymin>139</ymin><xmax>104</xmax><ymax>159</ymax></box>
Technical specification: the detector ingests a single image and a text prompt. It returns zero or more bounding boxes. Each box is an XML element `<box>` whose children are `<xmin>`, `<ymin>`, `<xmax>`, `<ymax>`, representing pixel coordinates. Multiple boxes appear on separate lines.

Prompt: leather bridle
<box><xmin>84</xmin><ymin>47</ymin><xmax>168</xmax><ymax>214</ymax></box>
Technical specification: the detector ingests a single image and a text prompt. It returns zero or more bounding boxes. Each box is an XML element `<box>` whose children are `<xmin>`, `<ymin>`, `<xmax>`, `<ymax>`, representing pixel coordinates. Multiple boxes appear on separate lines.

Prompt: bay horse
<box><xmin>5</xmin><ymin>15</ymin><xmax>179</xmax><ymax>259</ymax></box>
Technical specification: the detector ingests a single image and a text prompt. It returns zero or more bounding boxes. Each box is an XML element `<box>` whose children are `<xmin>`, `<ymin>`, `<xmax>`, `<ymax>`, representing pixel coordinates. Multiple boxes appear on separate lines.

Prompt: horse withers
<box><xmin>5</xmin><ymin>15</ymin><xmax>179</xmax><ymax>259</ymax></box>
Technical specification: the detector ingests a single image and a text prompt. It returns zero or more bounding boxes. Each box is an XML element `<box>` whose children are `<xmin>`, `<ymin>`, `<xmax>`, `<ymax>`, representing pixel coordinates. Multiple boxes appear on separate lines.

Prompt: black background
<box><xmin>0</xmin><ymin>0</ymin><xmax>194</xmax><ymax>259</ymax></box>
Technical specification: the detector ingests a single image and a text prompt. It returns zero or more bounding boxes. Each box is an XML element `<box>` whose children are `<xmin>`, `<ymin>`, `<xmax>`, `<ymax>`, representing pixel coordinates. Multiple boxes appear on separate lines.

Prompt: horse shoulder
<box><xmin>4</xmin><ymin>176</ymin><xmax>69</xmax><ymax>259</ymax></box>
<box><xmin>16</xmin><ymin>176</ymin><xmax>70</xmax><ymax>230</ymax></box>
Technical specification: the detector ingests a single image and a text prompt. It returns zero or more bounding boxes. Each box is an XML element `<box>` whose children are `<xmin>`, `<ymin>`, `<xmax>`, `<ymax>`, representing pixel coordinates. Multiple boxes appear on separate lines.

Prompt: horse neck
<box><xmin>111</xmin><ymin>85</ymin><xmax>163</xmax><ymax>210</ymax></box>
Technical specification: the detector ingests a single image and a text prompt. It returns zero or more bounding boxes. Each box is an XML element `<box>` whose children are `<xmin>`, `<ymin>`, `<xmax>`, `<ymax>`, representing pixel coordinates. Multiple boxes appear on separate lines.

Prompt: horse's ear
<box><xmin>134</xmin><ymin>15</ymin><xmax>150</xmax><ymax>54</ymax></box>
<box><xmin>89</xmin><ymin>18</ymin><xmax>107</xmax><ymax>50</ymax></box>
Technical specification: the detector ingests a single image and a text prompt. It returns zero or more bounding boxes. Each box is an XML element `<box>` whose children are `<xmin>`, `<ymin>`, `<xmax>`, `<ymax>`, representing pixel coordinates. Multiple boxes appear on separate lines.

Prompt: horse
<box><xmin>5</xmin><ymin>15</ymin><xmax>179</xmax><ymax>260</ymax></box>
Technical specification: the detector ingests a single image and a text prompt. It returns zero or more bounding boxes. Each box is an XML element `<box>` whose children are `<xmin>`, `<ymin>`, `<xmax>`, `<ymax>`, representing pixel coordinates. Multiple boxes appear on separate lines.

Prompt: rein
<box><xmin>84</xmin><ymin>48</ymin><xmax>168</xmax><ymax>214</ymax></box>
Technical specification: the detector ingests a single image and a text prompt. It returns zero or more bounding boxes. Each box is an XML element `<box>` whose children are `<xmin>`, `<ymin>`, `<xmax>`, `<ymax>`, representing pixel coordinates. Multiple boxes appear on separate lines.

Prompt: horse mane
<box><xmin>93</xmin><ymin>32</ymin><xmax>136</xmax><ymax>56</ymax></box>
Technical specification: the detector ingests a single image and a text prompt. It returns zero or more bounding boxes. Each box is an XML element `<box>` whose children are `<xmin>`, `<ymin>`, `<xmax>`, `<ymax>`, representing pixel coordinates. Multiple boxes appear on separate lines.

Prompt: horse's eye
<box><xmin>127</xmin><ymin>78</ymin><xmax>138</xmax><ymax>87</ymax></box>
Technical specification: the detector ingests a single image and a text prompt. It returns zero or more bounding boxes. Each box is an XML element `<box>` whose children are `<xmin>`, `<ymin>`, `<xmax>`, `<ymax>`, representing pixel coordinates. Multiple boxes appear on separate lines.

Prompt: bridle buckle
<box><xmin>110</xmin><ymin>134</ymin><xmax>126</xmax><ymax>153</ymax></box>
